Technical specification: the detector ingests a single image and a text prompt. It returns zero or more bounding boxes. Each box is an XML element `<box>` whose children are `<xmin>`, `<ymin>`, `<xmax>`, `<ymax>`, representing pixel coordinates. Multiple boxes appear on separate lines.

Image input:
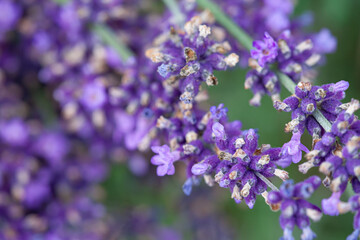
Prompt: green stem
<box><xmin>197</xmin><ymin>0</ymin><xmax>333</xmax><ymax>133</ymax></box>
<box><xmin>92</xmin><ymin>23</ymin><xmax>134</xmax><ymax>62</ymax></box>
<box><xmin>162</xmin><ymin>0</ymin><xmax>185</xmax><ymax>26</ymax></box>
<box><xmin>277</xmin><ymin>71</ymin><xmax>296</xmax><ymax>94</ymax></box>
<box><xmin>196</xmin><ymin>0</ymin><xmax>253</xmax><ymax>51</ymax></box>
<box><xmin>345</xmin><ymin>183</ymin><xmax>354</xmax><ymax>197</ymax></box>
<box><xmin>52</xmin><ymin>0</ymin><xmax>69</xmax><ymax>5</ymax></box>
<box><xmin>313</xmin><ymin>109</ymin><xmax>332</xmax><ymax>132</ymax></box>
<box><xmin>255</xmin><ymin>172</ymin><xmax>279</xmax><ymax>191</ymax></box>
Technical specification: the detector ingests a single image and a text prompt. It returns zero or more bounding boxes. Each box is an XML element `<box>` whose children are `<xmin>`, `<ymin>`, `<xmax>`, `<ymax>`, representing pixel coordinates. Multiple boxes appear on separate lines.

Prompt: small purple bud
<box><xmin>281</xmin><ymin>227</ymin><xmax>295</xmax><ymax>240</ymax></box>
<box><xmin>321</xmin><ymin>133</ymin><xmax>336</xmax><ymax>146</ymax></box>
<box><xmin>212</xmin><ymin>122</ymin><xmax>226</xmax><ymax>139</ymax></box>
<box><xmin>321</xmin><ymin>99</ymin><xmax>341</xmax><ymax>115</ymax></box>
<box><xmin>268</xmin><ymin>191</ymin><xmax>283</xmax><ymax>204</ymax></box>
<box><xmin>301</xmin><ymin>98</ymin><xmax>317</xmax><ymax>114</ymax></box>
<box><xmin>283</xmin><ymin>96</ymin><xmax>300</xmax><ymax>112</ymax></box>
<box><xmin>352</xmin><ymin>178</ymin><xmax>360</xmax><ymax>194</ymax></box>
<box><xmin>182</xmin><ymin>178</ymin><xmax>193</xmax><ymax>196</ymax></box>
<box><xmin>347</xmin><ymin>229</ymin><xmax>360</xmax><ymax>240</ymax></box>
<box><xmin>334</xmin><ymin>80</ymin><xmax>349</xmax><ymax>92</ymax></box>
<box><xmin>244</xmin><ymin>129</ymin><xmax>258</xmax><ymax>155</ymax></box>
<box><xmin>322</xmin><ymin>192</ymin><xmax>341</xmax><ymax>216</ymax></box>
<box><xmin>295</xmin><ymin>82</ymin><xmax>312</xmax><ymax>99</ymax></box>
<box><xmin>191</xmin><ymin>162</ymin><xmax>210</xmax><ymax>175</ymax></box>
<box><xmin>280</xmin><ymin>180</ymin><xmax>295</xmax><ymax>199</ymax></box>
<box><xmin>300</xmin><ymin>226</ymin><xmax>316</xmax><ymax>240</ymax></box>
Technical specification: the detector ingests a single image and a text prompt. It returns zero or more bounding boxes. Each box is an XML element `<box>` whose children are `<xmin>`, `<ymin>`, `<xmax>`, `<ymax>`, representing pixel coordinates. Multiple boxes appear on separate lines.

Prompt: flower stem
<box><xmin>52</xmin><ymin>0</ymin><xmax>69</xmax><ymax>5</ymax></box>
<box><xmin>196</xmin><ymin>0</ymin><xmax>333</xmax><ymax>133</ymax></box>
<box><xmin>312</xmin><ymin>109</ymin><xmax>332</xmax><ymax>132</ymax></box>
<box><xmin>92</xmin><ymin>23</ymin><xmax>134</xmax><ymax>62</ymax></box>
<box><xmin>162</xmin><ymin>0</ymin><xmax>185</xmax><ymax>26</ymax></box>
<box><xmin>196</xmin><ymin>0</ymin><xmax>253</xmax><ymax>50</ymax></box>
<box><xmin>277</xmin><ymin>71</ymin><xmax>296</xmax><ymax>94</ymax></box>
<box><xmin>255</xmin><ymin>172</ymin><xmax>279</xmax><ymax>191</ymax></box>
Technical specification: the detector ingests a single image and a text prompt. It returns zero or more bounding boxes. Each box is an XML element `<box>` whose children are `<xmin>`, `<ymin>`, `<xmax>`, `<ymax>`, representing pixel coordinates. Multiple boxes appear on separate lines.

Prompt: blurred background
<box><xmin>107</xmin><ymin>0</ymin><xmax>360</xmax><ymax>239</ymax></box>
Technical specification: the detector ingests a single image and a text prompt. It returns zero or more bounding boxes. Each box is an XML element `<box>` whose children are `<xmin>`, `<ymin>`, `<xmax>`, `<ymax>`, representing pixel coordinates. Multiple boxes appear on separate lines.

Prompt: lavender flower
<box><xmin>268</xmin><ymin>177</ymin><xmax>322</xmax><ymax>240</ymax></box>
<box><xmin>250</xmin><ymin>32</ymin><xmax>278</xmax><ymax>67</ymax></box>
<box><xmin>321</xmin><ymin>192</ymin><xmax>342</xmax><ymax>216</ymax></box>
<box><xmin>146</xmin><ymin>15</ymin><xmax>239</xmax><ymax>104</ymax></box>
<box><xmin>312</xmin><ymin>28</ymin><xmax>337</xmax><ymax>54</ymax></box>
<box><xmin>0</xmin><ymin>118</ymin><xmax>29</xmax><ymax>147</ymax></box>
<box><xmin>277</xmin><ymin>132</ymin><xmax>309</xmax><ymax>168</ymax></box>
<box><xmin>151</xmin><ymin>145</ymin><xmax>181</xmax><ymax>176</ymax></box>
<box><xmin>0</xmin><ymin>0</ymin><xmax>358</xmax><ymax>239</ymax></box>
<box><xmin>210</xmin><ymin>103</ymin><xmax>228</xmax><ymax>120</ymax></box>
<box><xmin>0</xmin><ymin>0</ymin><xmax>20</xmax><ymax>37</ymax></box>
<box><xmin>188</xmin><ymin>106</ymin><xmax>287</xmax><ymax>209</ymax></box>
<box><xmin>274</xmin><ymin>80</ymin><xmax>349</xmax><ymax>138</ymax></box>
<box><xmin>80</xmin><ymin>81</ymin><xmax>107</xmax><ymax>111</ymax></box>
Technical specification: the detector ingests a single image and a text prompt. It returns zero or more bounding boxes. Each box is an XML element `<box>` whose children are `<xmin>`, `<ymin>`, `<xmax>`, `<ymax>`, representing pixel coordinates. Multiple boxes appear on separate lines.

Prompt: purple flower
<box><xmin>0</xmin><ymin>0</ymin><xmax>20</xmax><ymax>34</ymax></box>
<box><xmin>0</xmin><ymin>119</ymin><xmax>29</xmax><ymax>146</ymax></box>
<box><xmin>34</xmin><ymin>132</ymin><xmax>69</xmax><ymax>167</ymax></box>
<box><xmin>347</xmin><ymin>229</ymin><xmax>360</xmax><ymax>240</ymax></box>
<box><xmin>264</xmin><ymin>0</ymin><xmax>293</xmax><ymax>14</ymax></box>
<box><xmin>251</xmin><ymin>32</ymin><xmax>278</xmax><ymax>67</ymax></box>
<box><xmin>24</xmin><ymin>180</ymin><xmax>50</xmax><ymax>209</ymax></box>
<box><xmin>80</xmin><ymin>81</ymin><xmax>107</xmax><ymax>110</ymax></box>
<box><xmin>278</xmin><ymin>132</ymin><xmax>309</xmax><ymax>168</ymax></box>
<box><xmin>312</xmin><ymin>28</ymin><xmax>337</xmax><ymax>54</ymax></box>
<box><xmin>268</xmin><ymin>177</ymin><xmax>322</xmax><ymax>240</ymax></box>
<box><xmin>151</xmin><ymin>145</ymin><xmax>180</xmax><ymax>176</ymax></box>
<box><xmin>212</xmin><ymin>122</ymin><xmax>226</xmax><ymax>139</ymax></box>
<box><xmin>128</xmin><ymin>154</ymin><xmax>149</xmax><ymax>176</ymax></box>
<box><xmin>266</xmin><ymin>12</ymin><xmax>290</xmax><ymax>34</ymax></box>
<box><xmin>321</xmin><ymin>192</ymin><xmax>341</xmax><ymax>216</ymax></box>
<box><xmin>210</xmin><ymin>103</ymin><xmax>228</xmax><ymax>120</ymax></box>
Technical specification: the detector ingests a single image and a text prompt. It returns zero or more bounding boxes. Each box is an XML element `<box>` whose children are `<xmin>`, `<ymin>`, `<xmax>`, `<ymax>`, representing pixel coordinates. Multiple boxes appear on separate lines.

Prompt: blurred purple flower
<box><xmin>0</xmin><ymin>119</ymin><xmax>29</xmax><ymax>147</ymax></box>
<box><xmin>80</xmin><ymin>81</ymin><xmax>107</xmax><ymax>110</ymax></box>
<box><xmin>313</xmin><ymin>28</ymin><xmax>337</xmax><ymax>54</ymax></box>
<box><xmin>34</xmin><ymin>132</ymin><xmax>69</xmax><ymax>167</ymax></box>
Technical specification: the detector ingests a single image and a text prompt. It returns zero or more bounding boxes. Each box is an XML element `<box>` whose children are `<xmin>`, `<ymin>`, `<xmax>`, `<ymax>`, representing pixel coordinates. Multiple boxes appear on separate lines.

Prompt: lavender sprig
<box><xmin>196</xmin><ymin>0</ymin><xmax>333</xmax><ymax>133</ymax></box>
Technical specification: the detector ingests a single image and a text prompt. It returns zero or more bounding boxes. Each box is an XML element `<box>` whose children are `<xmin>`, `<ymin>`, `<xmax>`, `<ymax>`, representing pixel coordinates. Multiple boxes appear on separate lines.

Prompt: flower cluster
<box><xmin>0</xmin><ymin>0</ymin><xmax>359</xmax><ymax>239</ymax></box>
<box><xmin>274</xmin><ymin>81</ymin><xmax>349</xmax><ymax>136</ymax></box>
<box><xmin>268</xmin><ymin>177</ymin><xmax>322</xmax><ymax>240</ymax></box>
<box><xmin>0</xmin><ymin>81</ymin><xmax>108</xmax><ymax>239</ymax></box>
<box><xmin>146</xmin><ymin>14</ymin><xmax>239</xmax><ymax>104</ymax></box>
<box><xmin>245</xmin><ymin>29</ymin><xmax>336</xmax><ymax>106</ymax></box>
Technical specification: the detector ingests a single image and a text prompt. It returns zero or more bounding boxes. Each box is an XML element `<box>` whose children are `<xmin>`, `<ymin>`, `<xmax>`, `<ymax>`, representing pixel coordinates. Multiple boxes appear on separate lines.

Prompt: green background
<box><xmin>104</xmin><ymin>0</ymin><xmax>360</xmax><ymax>239</ymax></box>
